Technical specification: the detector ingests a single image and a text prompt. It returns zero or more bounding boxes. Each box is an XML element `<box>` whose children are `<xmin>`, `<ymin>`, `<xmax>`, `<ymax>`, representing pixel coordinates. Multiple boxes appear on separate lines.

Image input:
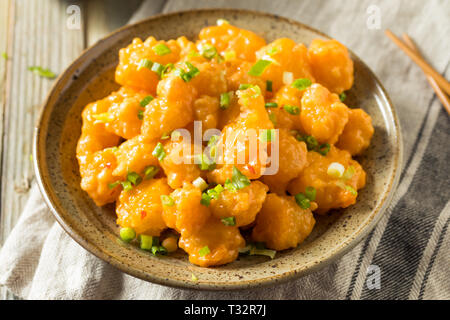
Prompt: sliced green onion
<box><xmin>248</xmin><ymin>59</ymin><xmax>272</xmax><ymax>76</ymax></box>
<box><xmin>152</xmin><ymin>142</ymin><xmax>166</xmax><ymax>161</ymax></box>
<box><xmin>161</xmin><ymin>132</ymin><xmax>170</xmax><ymax>140</ymax></box>
<box><xmin>171</xmin><ymin>130</ymin><xmax>181</xmax><ymax>141</ymax></box>
<box><xmin>28</xmin><ymin>66</ymin><xmax>56</xmax><ymax>79</ymax></box>
<box><xmin>266</xmin><ymin>80</ymin><xmax>273</xmax><ymax>92</ymax></box>
<box><xmin>199</xmin><ymin>246</ymin><xmax>211</xmax><ymax>257</ymax></box>
<box><xmin>143</xmin><ymin>165</ymin><xmax>159</xmax><ymax>180</ymax></box>
<box><xmin>137</xmin><ymin>58</ymin><xmax>153</xmax><ymax>70</ymax></box>
<box><xmin>151</xmin><ymin>62</ymin><xmax>165</xmax><ymax>78</ymax></box>
<box><xmin>342</xmin><ymin>165</ymin><xmax>355</xmax><ymax>180</ymax></box>
<box><xmin>339</xmin><ymin>92</ymin><xmax>347</xmax><ymax>102</ymax></box>
<box><xmin>175</xmin><ymin>62</ymin><xmax>200</xmax><ymax>82</ymax></box>
<box><xmin>260</xmin><ymin>129</ymin><xmax>276</xmax><ymax>143</ymax></box>
<box><xmin>267</xmin><ymin>47</ymin><xmax>278</xmax><ymax>56</ymax></box>
<box><xmin>345</xmin><ymin>185</ymin><xmax>358</xmax><ymax>196</ymax></box>
<box><xmin>1</xmin><ymin>52</ymin><xmax>8</xmax><ymax>60</ymax></box>
<box><xmin>291</xmin><ymin>78</ymin><xmax>312</xmax><ymax>90</ymax></box>
<box><xmin>283</xmin><ymin>105</ymin><xmax>300</xmax><ymax>115</ymax></box>
<box><xmin>220</xmin><ymin>92</ymin><xmax>230</xmax><ymax>109</ymax></box>
<box><xmin>305</xmin><ymin>186</ymin><xmax>316</xmax><ymax>201</ymax></box>
<box><xmin>268</xmin><ymin>112</ymin><xmax>277</xmax><ymax>126</ymax></box>
<box><xmin>327</xmin><ymin>162</ymin><xmax>345</xmax><ymax>178</ymax></box>
<box><xmin>224</xmin><ymin>166</ymin><xmax>251</xmax><ymax>192</ymax></box>
<box><xmin>217</xmin><ymin>18</ymin><xmax>230</xmax><ymax>26</ymax></box>
<box><xmin>295</xmin><ymin>193</ymin><xmax>311</xmax><ymax>209</ymax></box>
<box><xmin>223</xmin><ymin>50</ymin><xmax>236</xmax><ymax>61</ymax></box>
<box><xmin>152</xmin><ymin>43</ymin><xmax>171</xmax><ymax>56</ymax></box>
<box><xmin>200</xmin><ymin>44</ymin><xmax>218</xmax><ymax>60</ymax></box>
<box><xmin>120</xmin><ymin>180</ymin><xmax>133</xmax><ymax>192</ymax></box>
<box><xmin>161</xmin><ymin>195</ymin><xmax>175</xmax><ymax>206</ymax></box>
<box><xmin>193</xmin><ymin>177</ymin><xmax>208</xmax><ymax>191</ymax></box>
<box><xmin>296</xmin><ymin>135</ymin><xmax>319</xmax><ymax>151</ymax></box>
<box><xmin>221</xmin><ymin>216</ymin><xmax>236</xmax><ymax>226</ymax></box>
<box><xmin>191</xmin><ymin>273</ymin><xmax>198</xmax><ymax>281</ymax></box>
<box><xmin>139</xmin><ymin>235</ymin><xmax>153</xmax><ymax>250</ymax></box>
<box><xmin>140</xmin><ymin>95</ymin><xmax>154</xmax><ymax>107</ymax></box>
<box><xmin>161</xmin><ymin>63</ymin><xmax>174</xmax><ymax>78</ymax></box>
<box><xmin>108</xmin><ymin>181</ymin><xmax>120</xmax><ymax>189</ymax></box>
<box><xmin>206</xmin><ymin>184</ymin><xmax>224</xmax><ymax>200</ymax></box>
<box><xmin>265</xmin><ymin>102</ymin><xmax>278</xmax><ymax>108</ymax></box>
<box><xmin>137</xmin><ymin>109</ymin><xmax>144</xmax><ymax>120</ymax></box>
<box><xmin>119</xmin><ymin>227</ymin><xmax>136</xmax><ymax>243</ymax></box>
<box><xmin>200</xmin><ymin>193</ymin><xmax>211</xmax><ymax>207</ymax></box>
<box><xmin>151</xmin><ymin>245</ymin><xmax>168</xmax><ymax>256</ymax></box>
<box><xmin>127</xmin><ymin>172</ymin><xmax>142</xmax><ymax>186</ymax></box>
<box><xmin>317</xmin><ymin>143</ymin><xmax>330</xmax><ymax>156</ymax></box>
<box><xmin>196</xmin><ymin>153</ymin><xmax>215</xmax><ymax>171</ymax></box>
<box><xmin>239</xmin><ymin>83</ymin><xmax>252</xmax><ymax>90</ymax></box>
<box><xmin>249</xmin><ymin>245</ymin><xmax>276</xmax><ymax>259</ymax></box>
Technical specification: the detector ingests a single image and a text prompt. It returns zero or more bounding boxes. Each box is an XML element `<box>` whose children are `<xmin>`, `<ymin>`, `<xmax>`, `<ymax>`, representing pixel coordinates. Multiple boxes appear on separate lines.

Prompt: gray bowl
<box><xmin>33</xmin><ymin>9</ymin><xmax>402</xmax><ymax>290</ymax></box>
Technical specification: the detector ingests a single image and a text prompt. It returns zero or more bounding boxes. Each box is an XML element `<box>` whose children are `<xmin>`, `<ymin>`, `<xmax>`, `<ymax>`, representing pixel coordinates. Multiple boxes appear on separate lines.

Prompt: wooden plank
<box><xmin>0</xmin><ymin>0</ymin><xmax>84</xmax><ymax>300</ymax></box>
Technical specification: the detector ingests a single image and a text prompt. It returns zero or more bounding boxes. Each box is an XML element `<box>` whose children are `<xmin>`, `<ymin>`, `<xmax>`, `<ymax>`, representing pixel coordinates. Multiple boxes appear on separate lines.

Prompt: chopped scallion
<box><xmin>305</xmin><ymin>186</ymin><xmax>316</xmax><ymax>201</ymax></box>
<box><xmin>248</xmin><ymin>59</ymin><xmax>272</xmax><ymax>76</ymax></box>
<box><xmin>265</xmin><ymin>102</ymin><xmax>278</xmax><ymax>108</ymax></box>
<box><xmin>221</xmin><ymin>216</ymin><xmax>236</xmax><ymax>226</ymax></box>
<box><xmin>161</xmin><ymin>195</ymin><xmax>175</xmax><ymax>206</ymax></box>
<box><xmin>119</xmin><ymin>227</ymin><xmax>136</xmax><ymax>243</ymax></box>
<box><xmin>291</xmin><ymin>78</ymin><xmax>312</xmax><ymax>90</ymax></box>
<box><xmin>140</xmin><ymin>95</ymin><xmax>154</xmax><ymax>107</ymax></box>
<box><xmin>283</xmin><ymin>105</ymin><xmax>300</xmax><ymax>115</ymax></box>
<box><xmin>199</xmin><ymin>246</ymin><xmax>211</xmax><ymax>257</ymax></box>
<box><xmin>220</xmin><ymin>92</ymin><xmax>230</xmax><ymax>109</ymax></box>
<box><xmin>193</xmin><ymin>177</ymin><xmax>208</xmax><ymax>191</ymax></box>
<box><xmin>266</xmin><ymin>80</ymin><xmax>273</xmax><ymax>92</ymax></box>
<box><xmin>152</xmin><ymin>142</ymin><xmax>166</xmax><ymax>161</ymax></box>
<box><xmin>152</xmin><ymin>43</ymin><xmax>171</xmax><ymax>56</ymax></box>
<box><xmin>28</xmin><ymin>66</ymin><xmax>56</xmax><ymax>79</ymax></box>
<box><xmin>143</xmin><ymin>165</ymin><xmax>159</xmax><ymax>180</ymax></box>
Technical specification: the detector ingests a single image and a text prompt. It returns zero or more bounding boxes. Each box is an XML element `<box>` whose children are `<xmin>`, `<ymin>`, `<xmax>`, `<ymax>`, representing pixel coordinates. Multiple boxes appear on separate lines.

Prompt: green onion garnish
<box><xmin>152</xmin><ymin>43</ymin><xmax>171</xmax><ymax>56</ymax></box>
<box><xmin>161</xmin><ymin>132</ymin><xmax>170</xmax><ymax>140</ymax></box>
<box><xmin>2</xmin><ymin>52</ymin><xmax>8</xmax><ymax>60</ymax></box>
<box><xmin>200</xmin><ymin>44</ymin><xmax>218</xmax><ymax>60</ymax></box>
<box><xmin>220</xmin><ymin>92</ymin><xmax>230</xmax><ymax>109</ymax></box>
<box><xmin>120</xmin><ymin>180</ymin><xmax>133</xmax><ymax>192</ymax></box>
<box><xmin>206</xmin><ymin>184</ymin><xmax>224</xmax><ymax>200</ymax></box>
<box><xmin>143</xmin><ymin>165</ymin><xmax>159</xmax><ymax>180</ymax></box>
<box><xmin>224</xmin><ymin>166</ymin><xmax>251</xmax><ymax>192</ymax></box>
<box><xmin>139</xmin><ymin>235</ymin><xmax>153</xmax><ymax>250</ymax></box>
<box><xmin>248</xmin><ymin>59</ymin><xmax>272</xmax><ymax>76</ymax></box>
<box><xmin>175</xmin><ymin>62</ymin><xmax>200</xmax><ymax>82</ymax></box>
<box><xmin>161</xmin><ymin>63</ymin><xmax>174</xmax><ymax>78</ymax></box>
<box><xmin>339</xmin><ymin>92</ymin><xmax>347</xmax><ymax>102</ymax></box>
<box><xmin>249</xmin><ymin>246</ymin><xmax>276</xmax><ymax>259</ymax></box>
<box><xmin>151</xmin><ymin>62</ymin><xmax>165</xmax><ymax>78</ymax></box>
<box><xmin>140</xmin><ymin>95</ymin><xmax>154</xmax><ymax>107</ymax></box>
<box><xmin>151</xmin><ymin>245</ymin><xmax>168</xmax><ymax>256</ymax></box>
<box><xmin>283</xmin><ymin>105</ymin><xmax>300</xmax><ymax>115</ymax></box>
<box><xmin>217</xmin><ymin>19</ymin><xmax>229</xmax><ymax>26</ymax></box>
<box><xmin>221</xmin><ymin>217</ymin><xmax>236</xmax><ymax>226</ymax></box>
<box><xmin>137</xmin><ymin>109</ymin><xmax>144</xmax><ymax>120</ymax></box>
<box><xmin>291</xmin><ymin>78</ymin><xmax>312</xmax><ymax>90</ymax></box>
<box><xmin>265</xmin><ymin>102</ymin><xmax>278</xmax><ymax>108</ymax></box>
<box><xmin>127</xmin><ymin>172</ymin><xmax>142</xmax><ymax>186</ymax></box>
<box><xmin>200</xmin><ymin>193</ymin><xmax>211</xmax><ymax>207</ymax></box>
<box><xmin>295</xmin><ymin>193</ymin><xmax>311</xmax><ymax>209</ymax></box>
<box><xmin>108</xmin><ymin>181</ymin><xmax>120</xmax><ymax>189</ymax></box>
<box><xmin>260</xmin><ymin>129</ymin><xmax>276</xmax><ymax>143</ymax></box>
<box><xmin>137</xmin><ymin>59</ymin><xmax>153</xmax><ymax>70</ymax></box>
<box><xmin>28</xmin><ymin>66</ymin><xmax>56</xmax><ymax>79</ymax></box>
<box><xmin>152</xmin><ymin>142</ymin><xmax>166</xmax><ymax>161</ymax></box>
<box><xmin>317</xmin><ymin>143</ymin><xmax>330</xmax><ymax>156</ymax></box>
<box><xmin>268</xmin><ymin>112</ymin><xmax>277</xmax><ymax>126</ymax></box>
<box><xmin>199</xmin><ymin>246</ymin><xmax>211</xmax><ymax>257</ymax></box>
<box><xmin>119</xmin><ymin>227</ymin><xmax>136</xmax><ymax>243</ymax></box>
<box><xmin>193</xmin><ymin>177</ymin><xmax>208</xmax><ymax>191</ymax></box>
<box><xmin>342</xmin><ymin>165</ymin><xmax>355</xmax><ymax>181</ymax></box>
<box><xmin>345</xmin><ymin>185</ymin><xmax>358</xmax><ymax>196</ymax></box>
<box><xmin>161</xmin><ymin>195</ymin><xmax>175</xmax><ymax>206</ymax></box>
<box><xmin>238</xmin><ymin>83</ymin><xmax>252</xmax><ymax>90</ymax></box>
<box><xmin>305</xmin><ymin>186</ymin><xmax>316</xmax><ymax>201</ymax></box>
<box><xmin>191</xmin><ymin>273</ymin><xmax>198</xmax><ymax>281</ymax></box>
<box><xmin>196</xmin><ymin>153</ymin><xmax>215</xmax><ymax>171</ymax></box>
<box><xmin>266</xmin><ymin>80</ymin><xmax>273</xmax><ymax>92</ymax></box>
<box><xmin>267</xmin><ymin>47</ymin><xmax>278</xmax><ymax>56</ymax></box>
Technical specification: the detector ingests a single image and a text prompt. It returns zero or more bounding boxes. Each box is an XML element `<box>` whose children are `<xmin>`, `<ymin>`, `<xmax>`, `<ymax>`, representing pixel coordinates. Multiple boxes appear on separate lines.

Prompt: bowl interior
<box><xmin>34</xmin><ymin>9</ymin><xmax>401</xmax><ymax>290</ymax></box>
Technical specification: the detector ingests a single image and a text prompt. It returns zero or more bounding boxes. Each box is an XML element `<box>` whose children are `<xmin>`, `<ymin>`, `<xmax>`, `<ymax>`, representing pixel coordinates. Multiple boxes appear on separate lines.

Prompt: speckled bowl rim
<box><xmin>33</xmin><ymin>8</ymin><xmax>403</xmax><ymax>291</ymax></box>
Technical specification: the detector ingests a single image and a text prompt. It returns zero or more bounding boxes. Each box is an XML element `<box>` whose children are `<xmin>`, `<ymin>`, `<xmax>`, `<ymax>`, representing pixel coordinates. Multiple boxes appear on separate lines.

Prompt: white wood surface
<box><xmin>0</xmin><ymin>0</ymin><xmax>143</xmax><ymax>301</ymax></box>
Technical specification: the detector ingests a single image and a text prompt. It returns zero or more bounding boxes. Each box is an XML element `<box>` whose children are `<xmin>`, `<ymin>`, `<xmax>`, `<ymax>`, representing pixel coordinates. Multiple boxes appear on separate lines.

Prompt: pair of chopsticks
<box><xmin>385</xmin><ymin>30</ymin><xmax>450</xmax><ymax>115</ymax></box>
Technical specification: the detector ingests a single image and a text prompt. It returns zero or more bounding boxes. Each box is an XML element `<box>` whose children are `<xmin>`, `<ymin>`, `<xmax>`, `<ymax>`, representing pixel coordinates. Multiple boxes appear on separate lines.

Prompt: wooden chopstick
<box><xmin>401</xmin><ymin>33</ymin><xmax>450</xmax><ymax>115</ymax></box>
<box><xmin>385</xmin><ymin>29</ymin><xmax>450</xmax><ymax>97</ymax></box>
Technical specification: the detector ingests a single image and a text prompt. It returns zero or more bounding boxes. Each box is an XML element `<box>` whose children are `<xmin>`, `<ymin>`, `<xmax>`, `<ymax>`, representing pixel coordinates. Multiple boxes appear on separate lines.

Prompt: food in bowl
<box><xmin>76</xmin><ymin>20</ymin><xmax>374</xmax><ymax>267</ymax></box>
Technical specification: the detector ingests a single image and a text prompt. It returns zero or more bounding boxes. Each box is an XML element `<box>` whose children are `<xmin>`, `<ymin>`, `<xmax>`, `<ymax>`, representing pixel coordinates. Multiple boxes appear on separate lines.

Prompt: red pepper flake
<box><xmin>140</xmin><ymin>210</ymin><xmax>147</xmax><ymax>219</ymax></box>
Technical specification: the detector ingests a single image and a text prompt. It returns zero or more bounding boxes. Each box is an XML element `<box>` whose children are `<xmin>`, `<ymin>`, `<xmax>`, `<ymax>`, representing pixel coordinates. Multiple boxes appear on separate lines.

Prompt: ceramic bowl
<box><xmin>33</xmin><ymin>9</ymin><xmax>402</xmax><ymax>290</ymax></box>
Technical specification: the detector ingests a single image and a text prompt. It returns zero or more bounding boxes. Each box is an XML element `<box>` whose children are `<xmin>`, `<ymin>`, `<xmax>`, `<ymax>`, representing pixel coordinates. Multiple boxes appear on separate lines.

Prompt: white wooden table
<box><xmin>0</xmin><ymin>0</ymin><xmax>144</xmax><ymax>301</ymax></box>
